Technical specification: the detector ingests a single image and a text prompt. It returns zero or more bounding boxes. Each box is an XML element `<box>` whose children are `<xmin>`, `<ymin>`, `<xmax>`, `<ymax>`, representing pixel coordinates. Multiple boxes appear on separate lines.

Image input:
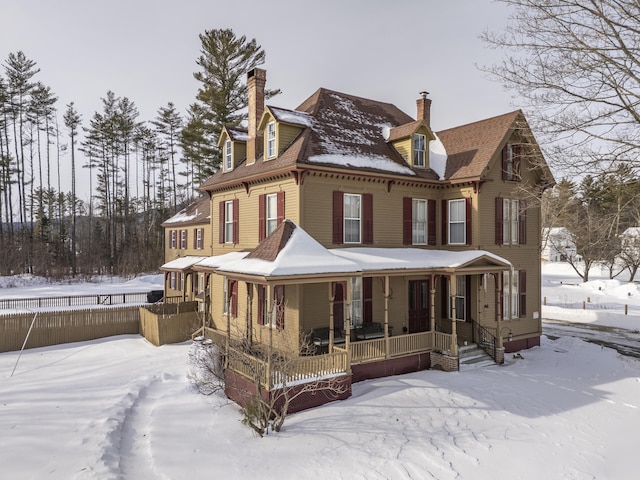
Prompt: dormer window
<box><xmin>413</xmin><ymin>134</ymin><xmax>426</xmax><ymax>167</ymax></box>
<box><xmin>266</xmin><ymin>121</ymin><xmax>276</xmax><ymax>159</ymax></box>
<box><xmin>224</xmin><ymin>139</ymin><xmax>232</xmax><ymax>171</ymax></box>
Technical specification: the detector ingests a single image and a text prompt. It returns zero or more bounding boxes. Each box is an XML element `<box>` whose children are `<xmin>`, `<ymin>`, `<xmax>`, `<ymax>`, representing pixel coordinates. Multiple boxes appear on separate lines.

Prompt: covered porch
<box><xmin>193</xmin><ymin>221</ymin><xmax>512</xmax><ymax>387</ymax></box>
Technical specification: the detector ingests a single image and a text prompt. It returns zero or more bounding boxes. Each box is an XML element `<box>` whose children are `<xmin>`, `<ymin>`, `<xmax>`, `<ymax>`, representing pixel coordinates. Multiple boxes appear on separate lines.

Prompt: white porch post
<box><xmin>345</xmin><ymin>278</ymin><xmax>352</xmax><ymax>373</ymax></box>
<box><xmin>496</xmin><ymin>272</ymin><xmax>504</xmax><ymax>349</ymax></box>
<box><xmin>384</xmin><ymin>275</ymin><xmax>390</xmax><ymax>359</ymax></box>
<box><xmin>328</xmin><ymin>283</ymin><xmax>335</xmax><ymax>353</ymax></box>
<box><xmin>450</xmin><ymin>274</ymin><xmax>459</xmax><ymax>356</ymax></box>
<box><xmin>247</xmin><ymin>283</ymin><xmax>253</xmax><ymax>344</ymax></box>
<box><xmin>430</xmin><ymin>275</ymin><xmax>437</xmax><ymax>332</ymax></box>
<box><xmin>267</xmin><ymin>283</ymin><xmax>273</xmax><ymax>391</ymax></box>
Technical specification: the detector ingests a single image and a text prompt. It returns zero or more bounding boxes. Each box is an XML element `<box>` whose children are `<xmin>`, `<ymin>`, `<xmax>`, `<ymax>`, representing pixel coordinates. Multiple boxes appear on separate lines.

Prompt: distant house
<box><xmin>161</xmin><ymin>195</ymin><xmax>211</xmax><ymax>300</ymax></box>
<box><xmin>158</xmin><ymin>68</ymin><xmax>554</xmax><ymax>409</ymax></box>
<box><xmin>542</xmin><ymin>227</ymin><xmax>578</xmax><ymax>262</ymax></box>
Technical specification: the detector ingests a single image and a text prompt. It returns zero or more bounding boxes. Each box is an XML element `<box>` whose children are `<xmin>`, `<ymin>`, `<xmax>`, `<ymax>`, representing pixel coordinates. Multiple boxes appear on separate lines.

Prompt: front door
<box><xmin>408</xmin><ymin>279</ymin><xmax>430</xmax><ymax>333</ymax></box>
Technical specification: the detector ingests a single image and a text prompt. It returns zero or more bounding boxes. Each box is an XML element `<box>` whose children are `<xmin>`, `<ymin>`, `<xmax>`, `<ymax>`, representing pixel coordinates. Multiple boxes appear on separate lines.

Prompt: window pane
<box><xmin>224</xmin><ymin>201</ymin><xmax>233</xmax><ymax>243</ymax></box>
<box><xmin>412</xmin><ymin>199</ymin><xmax>427</xmax><ymax>244</ymax></box>
<box><xmin>511</xmin><ymin>200</ymin><xmax>519</xmax><ymax>244</ymax></box>
<box><xmin>266</xmin><ymin>194</ymin><xmax>277</xmax><ymax>236</ymax></box>
<box><xmin>449</xmin><ymin>199</ymin><xmax>465</xmax><ymax>244</ymax></box>
<box><xmin>344</xmin><ymin>194</ymin><xmax>361</xmax><ymax>243</ymax></box>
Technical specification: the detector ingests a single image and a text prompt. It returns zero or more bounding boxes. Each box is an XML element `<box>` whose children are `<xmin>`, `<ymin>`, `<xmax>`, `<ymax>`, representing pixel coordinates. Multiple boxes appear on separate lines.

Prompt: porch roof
<box><xmin>160</xmin><ymin>256</ymin><xmax>209</xmax><ymax>271</ymax></box>
<box><xmin>213</xmin><ymin>220</ymin><xmax>511</xmax><ymax>282</ymax></box>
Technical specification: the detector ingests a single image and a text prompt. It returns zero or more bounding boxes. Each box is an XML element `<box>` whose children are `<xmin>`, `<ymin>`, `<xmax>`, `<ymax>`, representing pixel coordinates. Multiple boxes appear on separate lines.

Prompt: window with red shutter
<box><xmin>402</xmin><ymin>197</ymin><xmax>412</xmax><ymax>245</ymax></box>
<box><xmin>218</xmin><ymin>201</ymin><xmax>225</xmax><ymax>244</ymax></box>
<box><xmin>519</xmin><ymin>270</ymin><xmax>527</xmax><ymax>316</ymax></box>
<box><xmin>363</xmin><ymin>193</ymin><xmax>373</xmax><ymax>244</ymax></box>
<box><xmin>495</xmin><ymin>197</ymin><xmax>504</xmax><ymax>245</ymax></box>
<box><xmin>428</xmin><ymin>199</ymin><xmax>436</xmax><ymax>245</ymax></box>
<box><xmin>258</xmin><ymin>194</ymin><xmax>266</xmax><ymax>242</ymax></box>
<box><xmin>333</xmin><ymin>191</ymin><xmax>344</xmax><ymax>244</ymax></box>
<box><xmin>277</xmin><ymin>191</ymin><xmax>285</xmax><ymax>225</ymax></box>
<box><xmin>232</xmin><ymin>198</ymin><xmax>239</xmax><ymax>244</ymax></box>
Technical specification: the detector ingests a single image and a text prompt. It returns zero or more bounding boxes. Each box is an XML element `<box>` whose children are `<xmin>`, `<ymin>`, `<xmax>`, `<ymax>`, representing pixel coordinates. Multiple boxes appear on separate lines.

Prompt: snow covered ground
<box><xmin>1</xmin><ymin>263</ymin><xmax>639</xmax><ymax>479</ymax></box>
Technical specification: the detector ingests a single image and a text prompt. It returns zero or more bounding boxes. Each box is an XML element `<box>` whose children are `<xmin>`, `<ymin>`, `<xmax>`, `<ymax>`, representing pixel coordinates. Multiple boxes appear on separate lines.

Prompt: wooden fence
<box><xmin>139</xmin><ymin>302</ymin><xmax>201</xmax><ymax>346</ymax></box>
<box><xmin>0</xmin><ymin>306</ymin><xmax>141</xmax><ymax>353</ymax></box>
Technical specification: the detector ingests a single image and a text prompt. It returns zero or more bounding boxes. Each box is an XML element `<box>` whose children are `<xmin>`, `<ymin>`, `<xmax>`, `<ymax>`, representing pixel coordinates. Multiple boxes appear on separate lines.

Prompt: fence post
<box><xmin>625</xmin><ymin>304</ymin><xmax>628</xmax><ymax>315</ymax></box>
<box><xmin>544</xmin><ymin>297</ymin><xmax>546</xmax><ymax>306</ymax></box>
<box><xmin>582</xmin><ymin>301</ymin><xmax>586</xmax><ymax>310</ymax></box>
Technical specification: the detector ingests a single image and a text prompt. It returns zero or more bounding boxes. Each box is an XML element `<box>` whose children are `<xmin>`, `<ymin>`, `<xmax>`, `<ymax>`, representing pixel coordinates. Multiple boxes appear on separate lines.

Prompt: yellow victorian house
<box><xmin>159</xmin><ymin>68</ymin><xmax>553</xmax><ymax>410</ymax></box>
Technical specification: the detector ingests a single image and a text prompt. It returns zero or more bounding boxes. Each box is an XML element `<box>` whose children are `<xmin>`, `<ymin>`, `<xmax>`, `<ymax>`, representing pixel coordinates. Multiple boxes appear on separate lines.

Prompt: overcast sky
<box><xmin>1</xmin><ymin>0</ymin><xmax>517</xmax><ymax>199</ymax></box>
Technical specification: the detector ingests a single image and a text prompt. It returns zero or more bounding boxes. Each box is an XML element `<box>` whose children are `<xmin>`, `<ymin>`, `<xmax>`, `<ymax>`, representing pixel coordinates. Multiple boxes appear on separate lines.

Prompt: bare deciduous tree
<box><xmin>482</xmin><ymin>0</ymin><xmax>640</xmax><ymax>174</ymax></box>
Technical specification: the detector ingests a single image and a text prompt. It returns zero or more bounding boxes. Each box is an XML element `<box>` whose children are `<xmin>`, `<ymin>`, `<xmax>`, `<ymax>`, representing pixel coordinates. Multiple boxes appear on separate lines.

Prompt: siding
<box><xmin>210</xmin><ymin>178</ymin><xmax>300</xmax><ymax>255</ymax></box>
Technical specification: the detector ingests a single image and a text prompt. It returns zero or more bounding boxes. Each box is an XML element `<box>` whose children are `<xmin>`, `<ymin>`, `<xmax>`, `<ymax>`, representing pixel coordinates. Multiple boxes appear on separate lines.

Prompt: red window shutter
<box><xmin>193</xmin><ymin>229</ymin><xmax>197</xmax><ymax>249</ymax></box>
<box><xmin>232</xmin><ymin>199</ymin><xmax>239</xmax><ymax>244</ymax></box>
<box><xmin>519</xmin><ymin>270</ymin><xmax>527</xmax><ymax>317</ymax></box>
<box><xmin>363</xmin><ymin>277</ymin><xmax>373</xmax><ymax>323</ymax></box>
<box><xmin>218</xmin><ymin>201</ymin><xmax>225</xmax><ymax>244</ymax></box>
<box><xmin>277</xmin><ymin>191</ymin><xmax>285</xmax><ymax>225</ymax></box>
<box><xmin>230</xmin><ymin>280</ymin><xmax>238</xmax><ymax>317</ymax></box>
<box><xmin>495</xmin><ymin>197</ymin><xmax>503</xmax><ymax>245</ymax></box>
<box><xmin>428</xmin><ymin>199</ymin><xmax>436</xmax><ymax>245</ymax></box>
<box><xmin>502</xmin><ymin>145</ymin><xmax>508</xmax><ymax>181</ymax></box>
<box><xmin>402</xmin><ymin>197</ymin><xmax>412</xmax><ymax>245</ymax></box>
<box><xmin>519</xmin><ymin>201</ymin><xmax>527</xmax><ymax>244</ymax></box>
<box><xmin>441</xmin><ymin>200</ymin><xmax>448</xmax><ymax>245</ymax></box>
<box><xmin>363</xmin><ymin>193</ymin><xmax>373</xmax><ymax>244</ymax></box>
<box><xmin>275</xmin><ymin>285</ymin><xmax>285</xmax><ymax>329</ymax></box>
<box><xmin>258</xmin><ymin>194</ymin><xmax>266</xmax><ymax>242</ymax></box>
<box><xmin>184</xmin><ymin>230</ymin><xmax>188</xmax><ymax>249</ymax></box>
<box><xmin>465</xmin><ymin>197</ymin><xmax>472</xmax><ymax>245</ymax></box>
<box><xmin>333</xmin><ymin>191</ymin><xmax>344</xmax><ymax>244</ymax></box>
<box><xmin>257</xmin><ymin>285</ymin><xmax>265</xmax><ymax>325</ymax></box>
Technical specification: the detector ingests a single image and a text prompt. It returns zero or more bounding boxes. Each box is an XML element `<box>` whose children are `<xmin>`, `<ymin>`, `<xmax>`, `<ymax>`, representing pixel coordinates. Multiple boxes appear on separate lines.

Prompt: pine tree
<box><xmin>183</xmin><ymin>28</ymin><xmax>279</xmax><ymax>180</ymax></box>
<box><xmin>63</xmin><ymin>102</ymin><xmax>81</xmax><ymax>276</ymax></box>
<box><xmin>152</xmin><ymin>102</ymin><xmax>182</xmax><ymax>210</ymax></box>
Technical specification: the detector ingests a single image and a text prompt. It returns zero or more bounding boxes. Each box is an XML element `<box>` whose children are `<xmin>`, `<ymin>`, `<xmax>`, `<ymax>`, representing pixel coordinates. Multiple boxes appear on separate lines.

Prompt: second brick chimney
<box><xmin>416</xmin><ymin>91</ymin><xmax>431</xmax><ymax>128</ymax></box>
<box><xmin>247</xmin><ymin>68</ymin><xmax>267</xmax><ymax>165</ymax></box>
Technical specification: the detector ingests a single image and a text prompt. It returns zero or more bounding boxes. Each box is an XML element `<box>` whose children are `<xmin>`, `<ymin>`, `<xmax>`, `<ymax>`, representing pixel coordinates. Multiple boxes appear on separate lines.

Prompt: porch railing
<box><xmin>200</xmin><ymin>326</ymin><xmax>454</xmax><ymax>378</ymax></box>
<box><xmin>474</xmin><ymin>321</ymin><xmax>497</xmax><ymax>361</ymax></box>
<box><xmin>335</xmin><ymin>330</ymin><xmax>454</xmax><ymax>365</ymax></box>
<box><xmin>204</xmin><ymin>327</ymin><xmax>348</xmax><ymax>390</ymax></box>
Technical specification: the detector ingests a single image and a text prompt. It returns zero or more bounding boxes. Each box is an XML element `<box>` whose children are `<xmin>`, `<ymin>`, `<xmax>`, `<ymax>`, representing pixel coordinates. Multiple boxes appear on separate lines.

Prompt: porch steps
<box><xmin>458</xmin><ymin>344</ymin><xmax>496</xmax><ymax>369</ymax></box>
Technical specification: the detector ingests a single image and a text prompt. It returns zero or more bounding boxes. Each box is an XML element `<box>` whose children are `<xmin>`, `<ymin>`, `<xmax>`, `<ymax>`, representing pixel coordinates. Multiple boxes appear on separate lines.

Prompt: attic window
<box><xmin>224</xmin><ymin>140</ymin><xmax>232</xmax><ymax>171</ymax></box>
<box><xmin>413</xmin><ymin>134</ymin><xmax>426</xmax><ymax>167</ymax></box>
<box><xmin>266</xmin><ymin>121</ymin><xmax>276</xmax><ymax>159</ymax></box>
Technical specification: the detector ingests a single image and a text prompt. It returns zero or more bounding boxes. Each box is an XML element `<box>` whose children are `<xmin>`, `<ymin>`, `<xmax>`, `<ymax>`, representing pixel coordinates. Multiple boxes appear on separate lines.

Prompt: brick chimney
<box><xmin>416</xmin><ymin>91</ymin><xmax>431</xmax><ymax>127</ymax></box>
<box><xmin>247</xmin><ymin>68</ymin><xmax>266</xmax><ymax>165</ymax></box>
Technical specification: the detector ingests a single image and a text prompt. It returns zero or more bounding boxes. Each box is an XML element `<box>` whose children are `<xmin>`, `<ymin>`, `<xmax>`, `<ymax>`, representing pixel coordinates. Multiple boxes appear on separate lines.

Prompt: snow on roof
<box><xmin>217</xmin><ymin>221</ymin><xmax>510</xmax><ymax>278</ymax></box>
<box><xmin>429</xmin><ymin>133</ymin><xmax>448</xmax><ymax>180</ymax></box>
<box><xmin>332</xmin><ymin>248</ymin><xmax>511</xmax><ymax>271</ymax></box>
<box><xmin>195</xmin><ymin>251</ymin><xmax>249</xmax><ymax>269</ymax></box>
<box><xmin>269</xmin><ymin>106</ymin><xmax>313</xmax><ymax>128</ymax></box>
<box><xmin>163</xmin><ymin>211</ymin><xmax>200</xmax><ymax>224</ymax></box>
<box><xmin>218</xmin><ymin>223</ymin><xmax>361</xmax><ymax>277</ymax></box>
<box><xmin>161</xmin><ymin>256</ymin><xmax>209</xmax><ymax>270</ymax></box>
<box><xmin>227</xmin><ymin>128</ymin><xmax>249</xmax><ymax>142</ymax></box>
<box><xmin>307</xmin><ymin>153</ymin><xmax>416</xmax><ymax>176</ymax></box>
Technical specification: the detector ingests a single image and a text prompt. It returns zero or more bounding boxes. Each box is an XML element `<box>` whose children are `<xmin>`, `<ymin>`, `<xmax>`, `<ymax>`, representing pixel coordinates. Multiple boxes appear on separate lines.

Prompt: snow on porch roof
<box><xmin>331</xmin><ymin>248</ymin><xmax>511</xmax><ymax>272</ymax></box>
<box><xmin>215</xmin><ymin>221</ymin><xmax>511</xmax><ymax>279</ymax></box>
<box><xmin>160</xmin><ymin>256</ymin><xmax>209</xmax><ymax>271</ymax></box>
<box><xmin>217</xmin><ymin>221</ymin><xmax>362</xmax><ymax>277</ymax></box>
